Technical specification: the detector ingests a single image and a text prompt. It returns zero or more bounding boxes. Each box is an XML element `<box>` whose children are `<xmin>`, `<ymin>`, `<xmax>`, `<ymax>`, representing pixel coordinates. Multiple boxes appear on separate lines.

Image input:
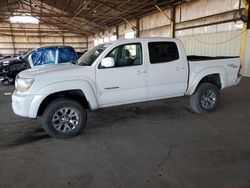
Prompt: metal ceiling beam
<box><xmin>27</xmin><ymin>0</ymin><xmax>105</xmax><ymax>33</ymax></box>
<box><xmin>21</xmin><ymin>0</ymin><xmax>93</xmax><ymax>35</ymax></box>
<box><xmin>0</xmin><ymin>0</ymin><xmax>186</xmax><ymax>36</ymax></box>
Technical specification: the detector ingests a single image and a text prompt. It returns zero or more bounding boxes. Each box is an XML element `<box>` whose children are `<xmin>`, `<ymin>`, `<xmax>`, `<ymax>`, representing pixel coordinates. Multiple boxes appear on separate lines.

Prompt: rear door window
<box><xmin>148</xmin><ymin>42</ymin><xmax>179</xmax><ymax>64</ymax></box>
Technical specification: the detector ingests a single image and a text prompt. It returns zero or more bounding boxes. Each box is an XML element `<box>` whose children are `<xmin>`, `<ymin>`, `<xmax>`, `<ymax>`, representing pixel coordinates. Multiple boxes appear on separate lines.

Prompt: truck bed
<box><xmin>187</xmin><ymin>55</ymin><xmax>239</xmax><ymax>61</ymax></box>
<box><xmin>186</xmin><ymin>56</ymin><xmax>241</xmax><ymax>95</ymax></box>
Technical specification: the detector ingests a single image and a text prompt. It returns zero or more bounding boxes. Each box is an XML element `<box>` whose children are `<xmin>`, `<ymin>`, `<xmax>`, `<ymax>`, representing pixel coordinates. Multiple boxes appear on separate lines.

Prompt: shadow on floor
<box><xmin>2</xmin><ymin>127</ymin><xmax>50</xmax><ymax>148</ymax></box>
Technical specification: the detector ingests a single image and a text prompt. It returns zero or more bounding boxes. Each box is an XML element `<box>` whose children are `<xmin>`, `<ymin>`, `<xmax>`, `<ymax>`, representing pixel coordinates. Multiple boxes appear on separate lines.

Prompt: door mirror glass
<box><xmin>101</xmin><ymin>57</ymin><xmax>115</xmax><ymax>68</ymax></box>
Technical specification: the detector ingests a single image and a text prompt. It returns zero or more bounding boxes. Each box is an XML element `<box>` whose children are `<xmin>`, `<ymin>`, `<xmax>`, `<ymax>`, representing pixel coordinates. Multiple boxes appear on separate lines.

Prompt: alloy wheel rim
<box><xmin>200</xmin><ymin>89</ymin><xmax>216</xmax><ymax>109</ymax></box>
<box><xmin>52</xmin><ymin>107</ymin><xmax>79</xmax><ymax>133</ymax></box>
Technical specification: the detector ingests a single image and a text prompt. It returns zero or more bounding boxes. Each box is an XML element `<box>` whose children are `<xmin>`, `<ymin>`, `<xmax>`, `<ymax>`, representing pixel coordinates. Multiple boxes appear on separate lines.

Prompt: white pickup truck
<box><xmin>12</xmin><ymin>38</ymin><xmax>241</xmax><ymax>138</ymax></box>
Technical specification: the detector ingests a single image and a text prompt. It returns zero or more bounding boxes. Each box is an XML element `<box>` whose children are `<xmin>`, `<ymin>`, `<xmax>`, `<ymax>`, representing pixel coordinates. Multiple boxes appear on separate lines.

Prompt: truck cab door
<box><xmin>96</xmin><ymin>43</ymin><xmax>147</xmax><ymax>107</ymax></box>
<box><xmin>146</xmin><ymin>42</ymin><xmax>188</xmax><ymax>98</ymax></box>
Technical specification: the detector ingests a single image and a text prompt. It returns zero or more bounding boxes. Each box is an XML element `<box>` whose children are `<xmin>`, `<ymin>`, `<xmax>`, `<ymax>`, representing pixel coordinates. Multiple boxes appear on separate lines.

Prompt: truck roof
<box><xmin>108</xmin><ymin>37</ymin><xmax>180</xmax><ymax>44</ymax></box>
<box><xmin>35</xmin><ymin>45</ymin><xmax>74</xmax><ymax>50</ymax></box>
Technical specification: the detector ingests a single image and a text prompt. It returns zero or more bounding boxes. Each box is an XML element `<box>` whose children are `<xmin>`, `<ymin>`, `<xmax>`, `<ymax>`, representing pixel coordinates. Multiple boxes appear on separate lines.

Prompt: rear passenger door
<box><xmin>146</xmin><ymin>42</ymin><xmax>188</xmax><ymax>99</ymax></box>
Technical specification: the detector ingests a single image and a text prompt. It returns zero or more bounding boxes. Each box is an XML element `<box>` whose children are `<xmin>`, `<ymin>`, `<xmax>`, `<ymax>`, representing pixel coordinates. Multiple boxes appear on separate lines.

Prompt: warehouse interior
<box><xmin>0</xmin><ymin>0</ymin><xmax>250</xmax><ymax>188</ymax></box>
<box><xmin>1</xmin><ymin>0</ymin><xmax>250</xmax><ymax>75</ymax></box>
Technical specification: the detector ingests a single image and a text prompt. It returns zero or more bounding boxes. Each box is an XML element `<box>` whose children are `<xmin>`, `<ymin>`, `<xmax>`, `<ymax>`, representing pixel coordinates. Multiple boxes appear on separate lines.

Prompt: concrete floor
<box><xmin>0</xmin><ymin>78</ymin><xmax>250</xmax><ymax>188</ymax></box>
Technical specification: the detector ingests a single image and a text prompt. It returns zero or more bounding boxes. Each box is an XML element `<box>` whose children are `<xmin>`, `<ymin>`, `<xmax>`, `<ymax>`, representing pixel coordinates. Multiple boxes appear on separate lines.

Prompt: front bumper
<box><xmin>12</xmin><ymin>90</ymin><xmax>45</xmax><ymax>118</ymax></box>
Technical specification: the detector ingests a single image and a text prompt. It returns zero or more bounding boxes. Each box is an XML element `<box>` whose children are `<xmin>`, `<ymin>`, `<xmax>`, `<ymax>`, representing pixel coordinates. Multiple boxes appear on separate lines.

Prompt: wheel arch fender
<box><xmin>186</xmin><ymin>66</ymin><xmax>227</xmax><ymax>95</ymax></box>
<box><xmin>28</xmin><ymin>80</ymin><xmax>98</xmax><ymax>118</ymax></box>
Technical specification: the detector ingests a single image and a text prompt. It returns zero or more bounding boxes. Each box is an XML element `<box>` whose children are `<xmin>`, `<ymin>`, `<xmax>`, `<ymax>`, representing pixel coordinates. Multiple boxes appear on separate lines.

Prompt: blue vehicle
<box><xmin>0</xmin><ymin>46</ymin><xmax>78</xmax><ymax>85</ymax></box>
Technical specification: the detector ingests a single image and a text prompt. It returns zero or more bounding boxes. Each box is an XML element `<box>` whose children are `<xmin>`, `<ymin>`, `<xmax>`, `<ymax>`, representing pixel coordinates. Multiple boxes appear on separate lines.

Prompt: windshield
<box><xmin>77</xmin><ymin>43</ymin><xmax>110</xmax><ymax>66</ymax></box>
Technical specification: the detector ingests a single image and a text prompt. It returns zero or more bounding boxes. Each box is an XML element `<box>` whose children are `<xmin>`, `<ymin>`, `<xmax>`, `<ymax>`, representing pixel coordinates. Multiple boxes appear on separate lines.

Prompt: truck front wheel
<box><xmin>190</xmin><ymin>82</ymin><xmax>220</xmax><ymax>113</ymax></box>
<box><xmin>42</xmin><ymin>98</ymin><xmax>87</xmax><ymax>139</ymax></box>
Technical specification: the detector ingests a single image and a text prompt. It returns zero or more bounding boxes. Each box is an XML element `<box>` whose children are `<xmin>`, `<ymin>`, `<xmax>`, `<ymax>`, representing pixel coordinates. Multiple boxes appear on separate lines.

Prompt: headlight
<box><xmin>15</xmin><ymin>76</ymin><xmax>34</xmax><ymax>92</ymax></box>
<box><xmin>3</xmin><ymin>61</ymin><xmax>10</xmax><ymax>66</ymax></box>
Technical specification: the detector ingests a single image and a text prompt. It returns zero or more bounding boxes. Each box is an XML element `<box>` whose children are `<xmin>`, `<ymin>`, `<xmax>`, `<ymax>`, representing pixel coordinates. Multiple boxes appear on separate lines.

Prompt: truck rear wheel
<box><xmin>190</xmin><ymin>82</ymin><xmax>220</xmax><ymax>113</ymax></box>
<box><xmin>42</xmin><ymin>98</ymin><xmax>87</xmax><ymax>139</ymax></box>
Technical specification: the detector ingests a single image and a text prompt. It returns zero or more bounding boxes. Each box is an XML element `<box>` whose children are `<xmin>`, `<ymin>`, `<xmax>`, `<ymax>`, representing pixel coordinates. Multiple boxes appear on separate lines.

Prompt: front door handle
<box><xmin>176</xmin><ymin>66</ymin><xmax>184</xmax><ymax>71</ymax></box>
<box><xmin>137</xmin><ymin>70</ymin><xmax>147</xmax><ymax>74</ymax></box>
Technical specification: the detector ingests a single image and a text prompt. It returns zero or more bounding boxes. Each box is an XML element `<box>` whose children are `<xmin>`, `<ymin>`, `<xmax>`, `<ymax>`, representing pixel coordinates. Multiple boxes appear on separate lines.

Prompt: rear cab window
<box><xmin>148</xmin><ymin>42</ymin><xmax>179</xmax><ymax>64</ymax></box>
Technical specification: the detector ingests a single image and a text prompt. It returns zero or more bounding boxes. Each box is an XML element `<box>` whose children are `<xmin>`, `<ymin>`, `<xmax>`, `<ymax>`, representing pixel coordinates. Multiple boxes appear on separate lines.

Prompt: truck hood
<box><xmin>0</xmin><ymin>56</ymin><xmax>25</xmax><ymax>66</ymax></box>
<box><xmin>16</xmin><ymin>63</ymin><xmax>95</xmax><ymax>94</ymax></box>
<box><xmin>18</xmin><ymin>63</ymin><xmax>81</xmax><ymax>78</ymax></box>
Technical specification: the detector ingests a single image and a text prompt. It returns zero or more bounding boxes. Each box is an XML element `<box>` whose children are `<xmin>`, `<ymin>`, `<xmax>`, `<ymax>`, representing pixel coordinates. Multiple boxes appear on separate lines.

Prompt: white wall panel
<box><xmin>0</xmin><ymin>0</ymin><xmax>246</xmax><ymax>72</ymax></box>
<box><xmin>0</xmin><ymin>43</ymin><xmax>13</xmax><ymax>49</ymax></box>
<box><xmin>140</xmin><ymin>27</ymin><xmax>169</xmax><ymax>37</ymax></box>
<box><xmin>178</xmin><ymin>0</ymin><xmax>241</xmax><ymax>22</ymax></box>
<box><xmin>0</xmin><ymin>36</ymin><xmax>12</xmax><ymax>41</ymax></box>
<box><xmin>118</xmin><ymin>20</ymin><xmax>136</xmax><ymax>37</ymax></box>
<box><xmin>14</xmin><ymin>43</ymin><xmax>39</xmax><ymax>49</ymax></box>
<box><xmin>140</xmin><ymin>10</ymin><xmax>171</xmax><ymax>31</ymax></box>
<box><xmin>0</xmin><ymin>22</ymin><xmax>87</xmax><ymax>55</ymax></box>
<box><xmin>243</xmin><ymin>30</ymin><xmax>250</xmax><ymax>77</ymax></box>
<box><xmin>87</xmin><ymin>35</ymin><xmax>94</xmax><ymax>48</ymax></box>
<box><xmin>177</xmin><ymin>30</ymin><xmax>242</xmax><ymax>56</ymax></box>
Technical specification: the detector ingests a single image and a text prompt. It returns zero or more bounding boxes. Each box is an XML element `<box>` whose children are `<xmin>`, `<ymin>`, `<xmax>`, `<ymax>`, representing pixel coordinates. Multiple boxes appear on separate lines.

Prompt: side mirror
<box><xmin>101</xmin><ymin>57</ymin><xmax>115</xmax><ymax>68</ymax></box>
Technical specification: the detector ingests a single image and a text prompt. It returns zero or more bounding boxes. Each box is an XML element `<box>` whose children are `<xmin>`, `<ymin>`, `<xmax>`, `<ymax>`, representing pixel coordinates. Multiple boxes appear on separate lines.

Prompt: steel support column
<box><xmin>116</xmin><ymin>25</ymin><xmax>119</xmax><ymax>39</ymax></box>
<box><xmin>240</xmin><ymin>0</ymin><xmax>249</xmax><ymax>75</ymax></box>
<box><xmin>155</xmin><ymin>5</ymin><xmax>175</xmax><ymax>38</ymax></box>
<box><xmin>86</xmin><ymin>35</ymin><xmax>88</xmax><ymax>49</ymax></box>
<box><xmin>170</xmin><ymin>5</ymin><xmax>176</xmax><ymax>38</ymax></box>
<box><xmin>136</xmin><ymin>18</ymin><xmax>140</xmax><ymax>38</ymax></box>
<box><xmin>62</xmin><ymin>32</ymin><xmax>65</xmax><ymax>45</ymax></box>
<box><xmin>9</xmin><ymin>23</ymin><xmax>16</xmax><ymax>55</ymax></box>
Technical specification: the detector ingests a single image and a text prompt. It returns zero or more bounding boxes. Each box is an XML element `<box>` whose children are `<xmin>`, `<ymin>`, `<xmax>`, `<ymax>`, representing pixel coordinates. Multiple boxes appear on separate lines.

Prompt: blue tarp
<box><xmin>31</xmin><ymin>46</ymin><xmax>77</xmax><ymax>66</ymax></box>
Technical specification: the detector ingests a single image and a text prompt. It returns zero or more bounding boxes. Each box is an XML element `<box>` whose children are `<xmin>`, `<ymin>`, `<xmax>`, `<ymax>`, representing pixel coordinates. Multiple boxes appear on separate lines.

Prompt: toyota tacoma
<box><xmin>12</xmin><ymin>38</ymin><xmax>241</xmax><ymax>138</ymax></box>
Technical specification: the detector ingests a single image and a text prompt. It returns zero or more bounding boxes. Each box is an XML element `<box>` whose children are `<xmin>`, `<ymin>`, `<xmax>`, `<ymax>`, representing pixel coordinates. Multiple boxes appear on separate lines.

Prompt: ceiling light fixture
<box><xmin>10</xmin><ymin>15</ymin><xmax>39</xmax><ymax>24</ymax></box>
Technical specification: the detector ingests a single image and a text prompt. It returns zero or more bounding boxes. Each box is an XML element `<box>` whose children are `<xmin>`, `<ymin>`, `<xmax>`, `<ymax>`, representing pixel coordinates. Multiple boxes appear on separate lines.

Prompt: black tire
<box><xmin>42</xmin><ymin>98</ymin><xmax>87</xmax><ymax>139</ymax></box>
<box><xmin>190</xmin><ymin>82</ymin><xmax>220</xmax><ymax>113</ymax></box>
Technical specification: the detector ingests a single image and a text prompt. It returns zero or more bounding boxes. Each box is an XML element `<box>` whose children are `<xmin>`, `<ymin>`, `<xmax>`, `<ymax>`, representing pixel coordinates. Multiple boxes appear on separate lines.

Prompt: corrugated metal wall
<box><xmin>140</xmin><ymin>10</ymin><xmax>170</xmax><ymax>37</ymax></box>
<box><xmin>91</xmin><ymin>0</ymin><xmax>250</xmax><ymax>75</ymax></box>
<box><xmin>92</xmin><ymin>0</ymin><xmax>243</xmax><ymax>54</ymax></box>
<box><xmin>176</xmin><ymin>24</ymin><xmax>243</xmax><ymax>56</ymax></box>
<box><xmin>175</xmin><ymin>0</ymin><xmax>243</xmax><ymax>56</ymax></box>
<box><xmin>1</xmin><ymin>0</ymin><xmax>248</xmax><ymax>75</ymax></box>
<box><xmin>0</xmin><ymin>22</ymin><xmax>87</xmax><ymax>55</ymax></box>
